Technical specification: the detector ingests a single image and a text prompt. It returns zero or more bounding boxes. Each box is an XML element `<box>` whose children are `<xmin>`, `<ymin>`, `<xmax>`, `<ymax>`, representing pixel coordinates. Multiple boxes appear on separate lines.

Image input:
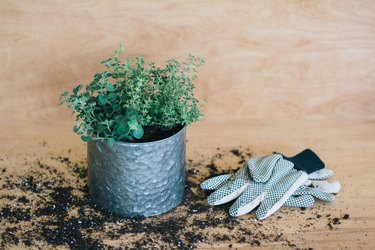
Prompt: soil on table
<box><xmin>0</xmin><ymin>145</ymin><xmax>347</xmax><ymax>249</ymax></box>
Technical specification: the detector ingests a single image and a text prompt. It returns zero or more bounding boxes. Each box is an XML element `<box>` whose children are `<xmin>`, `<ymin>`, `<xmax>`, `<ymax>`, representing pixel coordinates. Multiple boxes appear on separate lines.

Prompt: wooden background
<box><xmin>1</xmin><ymin>1</ymin><xmax>375</xmax><ymax>249</ymax></box>
<box><xmin>1</xmin><ymin>0</ymin><xmax>374</xmax><ymax>123</ymax></box>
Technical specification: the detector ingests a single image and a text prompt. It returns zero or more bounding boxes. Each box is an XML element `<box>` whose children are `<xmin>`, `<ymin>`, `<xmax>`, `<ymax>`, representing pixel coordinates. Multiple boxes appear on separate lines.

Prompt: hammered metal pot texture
<box><xmin>87</xmin><ymin>127</ymin><xmax>186</xmax><ymax>217</ymax></box>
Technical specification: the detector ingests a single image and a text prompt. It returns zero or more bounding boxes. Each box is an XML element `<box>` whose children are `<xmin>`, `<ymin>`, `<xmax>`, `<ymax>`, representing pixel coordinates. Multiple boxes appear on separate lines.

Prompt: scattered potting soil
<box><xmin>0</xmin><ymin>145</ymin><xmax>346</xmax><ymax>249</ymax></box>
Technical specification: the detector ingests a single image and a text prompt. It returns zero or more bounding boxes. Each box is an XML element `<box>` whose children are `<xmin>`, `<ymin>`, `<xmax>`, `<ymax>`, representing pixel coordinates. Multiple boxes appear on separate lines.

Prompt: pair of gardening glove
<box><xmin>200</xmin><ymin>149</ymin><xmax>341</xmax><ymax>220</ymax></box>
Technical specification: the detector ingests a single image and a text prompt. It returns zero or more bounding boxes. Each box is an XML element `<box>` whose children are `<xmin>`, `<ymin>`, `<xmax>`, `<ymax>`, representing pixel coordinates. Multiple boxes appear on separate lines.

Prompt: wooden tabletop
<box><xmin>0</xmin><ymin>119</ymin><xmax>374</xmax><ymax>249</ymax></box>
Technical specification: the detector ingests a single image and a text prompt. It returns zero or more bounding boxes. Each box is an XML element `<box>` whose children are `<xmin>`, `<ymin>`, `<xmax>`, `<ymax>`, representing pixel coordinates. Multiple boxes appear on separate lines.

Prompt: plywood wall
<box><xmin>1</xmin><ymin>0</ymin><xmax>374</xmax><ymax>123</ymax></box>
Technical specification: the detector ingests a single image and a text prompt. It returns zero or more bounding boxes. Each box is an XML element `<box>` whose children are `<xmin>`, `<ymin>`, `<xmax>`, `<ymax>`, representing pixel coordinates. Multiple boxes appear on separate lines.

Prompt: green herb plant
<box><xmin>60</xmin><ymin>45</ymin><xmax>205</xmax><ymax>146</ymax></box>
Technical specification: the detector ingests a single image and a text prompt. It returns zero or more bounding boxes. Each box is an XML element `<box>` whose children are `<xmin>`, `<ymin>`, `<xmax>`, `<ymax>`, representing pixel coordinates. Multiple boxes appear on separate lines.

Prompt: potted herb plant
<box><xmin>60</xmin><ymin>45</ymin><xmax>204</xmax><ymax>217</ymax></box>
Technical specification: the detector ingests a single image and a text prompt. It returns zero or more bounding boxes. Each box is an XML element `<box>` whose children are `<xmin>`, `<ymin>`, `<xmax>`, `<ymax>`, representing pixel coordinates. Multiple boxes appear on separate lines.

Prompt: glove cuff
<box><xmin>283</xmin><ymin>149</ymin><xmax>325</xmax><ymax>174</ymax></box>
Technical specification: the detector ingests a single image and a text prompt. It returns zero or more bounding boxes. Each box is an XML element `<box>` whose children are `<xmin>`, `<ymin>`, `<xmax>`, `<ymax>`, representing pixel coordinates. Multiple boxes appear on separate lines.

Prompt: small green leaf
<box><xmin>59</xmin><ymin>91</ymin><xmax>69</xmax><ymax>105</ymax></box>
<box><xmin>119</xmin><ymin>44</ymin><xmax>125</xmax><ymax>53</ymax></box>
<box><xmin>87</xmin><ymin>96</ymin><xmax>96</xmax><ymax>104</ymax></box>
<box><xmin>126</xmin><ymin>109</ymin><xmax>138</xmax><ymax>120</ymax></box>
<box><xmin>98</xmin><ymin>95</ymin><xmax>107</xmax><ymax>105</ymax></box>
<box><xmin>116</xmin><ymin>125</ymin><xmax>125</xmax><ymax>134</ymax></box>
<box><xmin>92</xmin><ymin>83</ymin><xmax>101</xmax><ymax>90</ymax></box>
<box><xmin>102</xmin><ymin>59</ymin><xmax>112</xmax><ymax>68</ymax></box>
<box><xmin>106</xmin><ymin>83</ymin><xmax>115</xmax><ymax>92</ymax></box>
<box><xmin>94</xmin><ymin>73</ymin><xmax>102</xmax><ymax>80</ymax></box>
<box><xmin>97</xmin><ymin>125</ymin><xmax>107</xmax><ymax>133</ymax></box>
<box><xmin>80</xmin><ymin>135</ymin><xmax>92</xmax><ymax>142</ymax></box>
<box><xmin>108</xmin><ymin>93</ymin><xmax>117</xmax><ymax>102</ymax></box>
<box><xmin>114</xmin><ymin>44</ymin><xmax>125</xmax><ymax>57</ymax></box>
<box><xmin>113</xmin><ymin>104</ymin><xmax>121</xmax><ymax>112</ymax></box>
<box><xmin>106</xmin><ymin>138</ymin><xmax>115</xmax><ymax>147</ymax></box>
<box><xmin>116</xmin><ymin>124</ymin><xmax>130</xmax><ymax>135</ymax></box>
<box><xmin>114</xmin><ymin>115</ymin><xmax>128</xmax><ymax>125</ymax></box>
<box><xmin>80</xmin><ymin>96</ymin><xmax>89</xmax><ymax>102</ymax></box>
<box><xmin>131</xmin><ymin>127</ymin><xmax>144</xmax><ymax>139</ymax></box>
<box><xmin>73</xmin><ymin>84</ymin><xmax>83</xmax><ymax>95</ymax></box>
<box><xmin>128</xmin><ymin>119</ymin><xmax>139</xmax><ymax>130</ymax></box>
<box><xmin>73</xmin><ymin>122</ymin><xmax>81</xmax><ymax>133</ymax></box>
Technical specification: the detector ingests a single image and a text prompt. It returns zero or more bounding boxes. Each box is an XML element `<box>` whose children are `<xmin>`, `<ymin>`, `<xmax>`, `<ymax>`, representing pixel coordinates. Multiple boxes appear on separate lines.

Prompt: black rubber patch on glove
<box><xmin>283</xmin><ymin>149</ymin><xmax>325</xmax><ymax>174</ymax></box>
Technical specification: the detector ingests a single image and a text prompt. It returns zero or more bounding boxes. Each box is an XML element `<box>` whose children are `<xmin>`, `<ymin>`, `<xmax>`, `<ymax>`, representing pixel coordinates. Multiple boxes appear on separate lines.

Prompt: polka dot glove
<box><xmin>284</xmin><ymin>169</ymin><xmax>341</xmax><ymax>208</ymax></box>
<box><xmin>200</xmin><ymin>154</ymin><xmax>308</xmax><ymax>220</ymax></box>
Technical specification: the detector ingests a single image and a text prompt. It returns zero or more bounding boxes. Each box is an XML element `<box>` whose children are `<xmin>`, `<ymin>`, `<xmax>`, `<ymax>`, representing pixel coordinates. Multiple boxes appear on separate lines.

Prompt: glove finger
<box><xmin>310</xmin><ymin>180</ymin><xmax>341</xmax><ymax>194</ymax></box>
<box><xmin>229</xmin><ymin>182</ymin><xmax>265</xmax><ymax>217</ymax></box>
<box><xmin>247</xmin><ymin>154</ymin><xmax>283</xmax><ymax>183</ymax></box>
<box><xmin>256</xmin><ymin>171</ymin><xmax>308</xmax><ymax>220</ymax></box>
<box><xmin>207</xmin><ymin>167</ymin><xmax>250</xmax><ymax>206</ymax></box>
<box><xmin>294</xmin><ymin>187</ymin><xmax>335</xmax><ymax>202</ymax></box>
<box><xmin>200</xmin><ymin>174</ymin><xmax>232</xmax><ymax>190</ymax></box>
<box><xmin>308</xmin><ymin>169</ymin><xmax>334</xmax><ymax>180</ymax></box>
<box><xmin>284</xmin><ymin>195</ymin><xmax>314</xmax><ymax>208</ymax></box>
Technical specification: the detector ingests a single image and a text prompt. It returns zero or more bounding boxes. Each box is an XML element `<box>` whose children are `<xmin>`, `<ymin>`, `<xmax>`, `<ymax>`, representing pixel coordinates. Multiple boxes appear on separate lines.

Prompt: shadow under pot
<box><xmin>87</xmin><ymin>127</ymin><xmax>186</xmax><ymax>217</ymax></box>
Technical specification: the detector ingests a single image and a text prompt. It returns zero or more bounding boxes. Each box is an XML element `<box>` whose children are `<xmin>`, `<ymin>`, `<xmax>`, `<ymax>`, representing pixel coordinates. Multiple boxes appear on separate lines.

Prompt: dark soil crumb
<box><xmin>230</xmin><ymin>149</ymin><xmax>242</xmax><ymax>157</ymax></box>
<box><xmin>252</xmin><ymin>239</ymin><xmax>261</xmax><ymax>246</ymax></box>
<box><xmin>0</xmin><ymin>146</ymin><xmax>340</xmax><ymax>249</ymax></box>
<box><xmin>286</xmin><ymin>239</ymin><xmax>297</xmax><ymax>248</ymax></box>
<box><xmin>1</xmin><ymin>195</ymin><xmax>16</xmax><ymax>200</ymax></box>
<box><xmin>332</xmin><ymin>217</ymin><xmax>341</xmax><ymax>225</ymax></box>
<box><xmin>17</xmin><ymin>196</ymin><xmax>29</xmax><ymax>204</ymax></box>
<box><xmin>214</xmin><ymin>234</ymin><xmax>230</xmax><ymax>241</ymax></box>
<box><xmin>327</xmin><ymin>215</ymin><xmax>344</xmax><ymax>230</ymax></box>
<box><xmin>206</xmin><ymin>162</ymin><xmax>219</xmax><ymax>173</ymax></box>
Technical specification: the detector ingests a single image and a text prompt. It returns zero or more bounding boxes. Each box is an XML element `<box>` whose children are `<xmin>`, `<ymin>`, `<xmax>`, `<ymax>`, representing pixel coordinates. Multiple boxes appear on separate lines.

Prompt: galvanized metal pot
<box><xmin>87</xmin><ymin>127</ymin><xmax>186</xmax><ymax>217</ymax></box>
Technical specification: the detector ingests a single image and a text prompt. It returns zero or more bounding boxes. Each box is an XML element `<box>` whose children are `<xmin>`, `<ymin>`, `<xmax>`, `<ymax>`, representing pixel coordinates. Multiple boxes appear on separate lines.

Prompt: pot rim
<box><xmin>95</xmin><ymin>126</ymin><xmax>186</xmax><ymax>147</ymax></box>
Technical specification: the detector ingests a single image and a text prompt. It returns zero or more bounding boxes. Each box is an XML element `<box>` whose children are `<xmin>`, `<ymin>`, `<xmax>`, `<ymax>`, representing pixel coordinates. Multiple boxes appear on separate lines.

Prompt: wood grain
<box><xmin>0</xmin><ymin>119</ymin><xmax>374</xmax><ymax>249</ymax></box>
<box><xmin>1</xmin><ymin>1</ymin><xmax>374</xmax><ymax>249</ymax></box>
<box><xmin>1</xmin><ymin>0</ymin><xmax>375</xmax><ymax>122</ymax></box>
